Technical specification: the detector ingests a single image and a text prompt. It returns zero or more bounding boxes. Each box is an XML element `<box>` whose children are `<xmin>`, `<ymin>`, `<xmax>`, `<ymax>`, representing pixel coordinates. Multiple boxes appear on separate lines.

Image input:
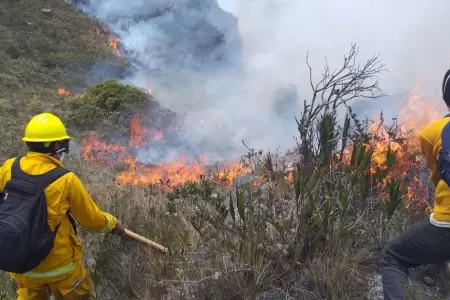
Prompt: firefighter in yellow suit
<box><xmin>0</xmin><ymin>113</ymin><xmax>125</xmax><ymax>299</ymax></box>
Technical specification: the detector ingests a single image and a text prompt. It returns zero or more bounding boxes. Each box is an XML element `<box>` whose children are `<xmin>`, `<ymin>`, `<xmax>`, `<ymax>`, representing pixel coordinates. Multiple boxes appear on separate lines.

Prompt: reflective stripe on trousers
<box><xmin>24</xmin><ymin>262</ymin><xmax>76</xmax><ymax>279</ymax></box>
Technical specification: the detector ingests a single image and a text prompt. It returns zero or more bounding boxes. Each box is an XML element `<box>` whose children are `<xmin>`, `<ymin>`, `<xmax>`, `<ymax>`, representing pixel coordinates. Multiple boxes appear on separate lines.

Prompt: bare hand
<box><xmin>111</xmin><ymin>220</ymin><xmax>126</xmax><ymax>236</ymax></box>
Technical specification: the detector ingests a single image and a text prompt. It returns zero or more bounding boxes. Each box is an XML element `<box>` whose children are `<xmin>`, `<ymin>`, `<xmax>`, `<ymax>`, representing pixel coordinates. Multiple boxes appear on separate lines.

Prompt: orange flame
<box><xmin>285</xmin><ymin>171</ymin><xmax>293</xmax><ymax>183</ymax></box>
<box><xmin>129</xmin><ymin>114</ymin><xmax>148</xmax><ymax>148</ymax></box>
<box><xmin>340</xmin><ymin>79</ymin><xmax>442</xmax><ymax>211</ymax></box>
<box><xmin>109</xmin><ymin>36</ymin><xmax>119</xmax><ymax>49</ymax></box>
<box><xmin>82</xmin><ymin>134</ymin><xmax>128</xmax><ymax>163</ymax></box>
<box><xmin>113</xmin><ymin>155</ymin><xmax>251</xmax><ymax>188</ymax></box>
<box><xmin>108</xmin><ymin>36</ymin><xmax>127</xmax><ymax>63</ymax></box>
<box><xmin>81</xmin><ymin>113</ymin><xmax>252</xmax><ymax>188</ymax></box>
<box><xmin>58</xmin><ymin>88</ymin><xmax>71</xmax><ymax>96</ymax></box>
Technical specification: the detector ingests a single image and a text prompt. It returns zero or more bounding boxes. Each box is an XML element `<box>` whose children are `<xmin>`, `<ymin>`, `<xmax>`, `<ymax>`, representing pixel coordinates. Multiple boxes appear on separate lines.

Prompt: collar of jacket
<box><xmin>24</xmin><ymin>152</ymin><xmax>65</xmax><ymax>168</ymax></box>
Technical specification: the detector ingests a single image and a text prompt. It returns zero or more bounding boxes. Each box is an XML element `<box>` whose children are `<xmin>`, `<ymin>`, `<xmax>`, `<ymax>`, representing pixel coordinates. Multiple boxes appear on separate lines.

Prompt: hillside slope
<box><xmin>0</xmin><ymin>0</ymin><xmax>116</xmax><ymax>158</ymax></box>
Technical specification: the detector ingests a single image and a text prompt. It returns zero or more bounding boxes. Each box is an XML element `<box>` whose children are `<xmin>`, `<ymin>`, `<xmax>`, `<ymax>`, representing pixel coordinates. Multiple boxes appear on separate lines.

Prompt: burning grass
<box><xmin>44</xmin><ymin>62</ymin><xmax>446</xmax><ymax>299</ymax></box>
<box><xmin>0</xmin><ymin>2</ymin><xmax>448</xmax><ymax>298</ymax></box>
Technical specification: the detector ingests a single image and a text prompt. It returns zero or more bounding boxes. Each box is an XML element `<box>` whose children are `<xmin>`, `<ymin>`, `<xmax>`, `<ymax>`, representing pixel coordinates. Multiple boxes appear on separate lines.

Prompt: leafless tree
<box><xmin>296</xmin><ymin>43</ymin><xmax>386</xmax><ymax>162</ymax></box>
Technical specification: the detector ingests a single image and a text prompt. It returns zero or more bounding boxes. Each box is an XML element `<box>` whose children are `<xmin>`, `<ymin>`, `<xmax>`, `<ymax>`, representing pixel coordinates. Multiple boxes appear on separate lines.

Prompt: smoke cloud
<box><xmin>71</xmin><ymin>0</ymin><xmax>450</xmax><ymax>163</ymax></box>
<box><xmin>219</xmin><ymin>0</ymin><xmax>450</xmax><ymax>115</ymax></box>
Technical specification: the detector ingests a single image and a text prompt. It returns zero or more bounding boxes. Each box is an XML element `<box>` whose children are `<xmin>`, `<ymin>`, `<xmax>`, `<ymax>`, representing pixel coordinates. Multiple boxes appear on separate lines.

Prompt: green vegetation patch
<box><xmin>67</xmin><ymin>80</ymin><xmax>149</xmax><ymax>135</ymax></box>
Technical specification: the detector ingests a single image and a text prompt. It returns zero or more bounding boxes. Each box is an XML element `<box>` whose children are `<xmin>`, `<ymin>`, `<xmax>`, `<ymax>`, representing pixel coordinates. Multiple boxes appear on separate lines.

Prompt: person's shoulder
<box><xmin>420</xmin><ymin>117</ymin><xmax>450</xmax><ymax>141</ymax></box>
<box><xmin>60</xmin><ymin>167</ymin><xmax>78</xmax><ymax>181</ymax></box>
<box><xmin>3</xmin><ymin>157</ymin><xmax>16</xmax><ymax>167</ymax></box>
<box><xmin>60</xmin><ymin>169</ymin><xmax>85</xmax><ymax>188</ymax></box>
<box><xmin>0</xmin><ymin>157</ymin><xmax>17</xmax><ymax>172</ymax></box>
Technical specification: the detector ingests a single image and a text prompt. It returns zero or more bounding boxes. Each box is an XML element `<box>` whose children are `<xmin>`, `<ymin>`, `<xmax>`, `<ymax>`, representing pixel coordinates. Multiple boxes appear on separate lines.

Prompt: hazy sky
<box><xmin>219</xmin><ymin>0</ymin><xmax>450</xmax><ymax>111</ymax></box>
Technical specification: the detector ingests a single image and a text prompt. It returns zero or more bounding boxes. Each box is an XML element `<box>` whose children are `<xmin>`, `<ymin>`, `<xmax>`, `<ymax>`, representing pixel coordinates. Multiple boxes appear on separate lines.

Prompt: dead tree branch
<box><xmin>296</xmin><ymin>43</ymin><xmax>386</xmax><ymax>162</ymax></box>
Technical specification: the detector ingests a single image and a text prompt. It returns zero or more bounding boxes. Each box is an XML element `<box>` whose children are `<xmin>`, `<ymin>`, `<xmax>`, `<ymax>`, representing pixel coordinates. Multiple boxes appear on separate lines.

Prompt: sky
<box><xmin>218</xmin><ymin>0</ymin><xmax>450</xmax><ymax>101</ymax></box>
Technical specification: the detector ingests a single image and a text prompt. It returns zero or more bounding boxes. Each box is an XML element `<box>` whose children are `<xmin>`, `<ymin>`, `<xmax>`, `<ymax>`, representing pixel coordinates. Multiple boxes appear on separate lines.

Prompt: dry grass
<box><xmin>62</xmin><ymin>157</ymin><xmax>376</xmax><ymax>300</ymax></box>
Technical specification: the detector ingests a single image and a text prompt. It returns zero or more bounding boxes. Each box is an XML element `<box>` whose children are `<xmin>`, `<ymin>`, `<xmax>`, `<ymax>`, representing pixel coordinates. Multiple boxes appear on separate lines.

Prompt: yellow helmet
<box><xmin>22</xmin><ymin>113</ymin><xmax>71</xmax><ymax>142</ymax></box>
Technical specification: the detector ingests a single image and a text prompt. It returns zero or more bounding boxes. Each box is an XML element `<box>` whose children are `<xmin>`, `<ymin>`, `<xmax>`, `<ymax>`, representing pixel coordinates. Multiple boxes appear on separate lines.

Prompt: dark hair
<box><xmin>443</xmin><ymin>69</ymin><xmax>450</xmax><ymax>106</ymax></box>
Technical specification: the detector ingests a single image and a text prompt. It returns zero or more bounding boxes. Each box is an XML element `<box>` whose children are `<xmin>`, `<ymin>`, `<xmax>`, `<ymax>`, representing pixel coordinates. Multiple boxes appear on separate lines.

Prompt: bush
<box><xmin>67</xmin><ymin>80</ymin><xmax>149</xmax><ymax>136</ymax></box>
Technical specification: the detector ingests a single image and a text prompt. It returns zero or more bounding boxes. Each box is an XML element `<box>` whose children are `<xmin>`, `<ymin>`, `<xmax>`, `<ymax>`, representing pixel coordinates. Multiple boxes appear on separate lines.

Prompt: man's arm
<box><xmin>420</xmin><ymin>133</ymin><xmax>440</xmax><ymax>186</ymax></box>
<box><xmin>67</xmin><ymin>173</ymin><xmax>125</xmax><ymax>235</ymax></box>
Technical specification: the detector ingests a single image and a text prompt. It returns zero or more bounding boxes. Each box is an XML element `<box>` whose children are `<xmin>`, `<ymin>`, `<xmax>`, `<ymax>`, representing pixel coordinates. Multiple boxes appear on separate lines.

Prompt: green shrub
<box><xmin>67</xmin><ymin>80</ymin><xmax>149</xmax><ymax>136</ymax></box>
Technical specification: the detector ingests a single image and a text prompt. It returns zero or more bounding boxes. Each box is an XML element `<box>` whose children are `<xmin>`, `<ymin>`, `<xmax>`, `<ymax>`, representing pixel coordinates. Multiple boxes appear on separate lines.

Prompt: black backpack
<box><xmin>0</xmin><ymin>157</ymin><xmax>75</xmax><ymax>274</ymax></box>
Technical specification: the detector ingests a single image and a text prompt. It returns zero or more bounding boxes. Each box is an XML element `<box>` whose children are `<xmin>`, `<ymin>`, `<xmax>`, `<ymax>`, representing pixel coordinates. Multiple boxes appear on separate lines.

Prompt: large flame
<box><xmin>344</xmin><ymin>79</ymin><xmax>442</xmax><ymax>210</ymax></box>
<box><xmin>82</xmin><ymin>112</ymin><xmax>252</xmax><ymax>188</ymax></box>
<box><xmin>80</xmin><ymin>79</ymin><xmax>443</xmax><ymax>196</ymax></box>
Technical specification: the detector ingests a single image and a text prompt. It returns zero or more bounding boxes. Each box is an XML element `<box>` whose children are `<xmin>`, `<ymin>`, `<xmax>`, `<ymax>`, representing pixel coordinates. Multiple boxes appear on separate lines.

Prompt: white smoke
<box><xmin>73</xmin><ymin>0</ymin><xmax>450</xmax><ymax>162</ymax></box>
<box><xmin>219</xmin><ymin>0</ymin><xmax>450</xmax><ymax>115</ymax></box>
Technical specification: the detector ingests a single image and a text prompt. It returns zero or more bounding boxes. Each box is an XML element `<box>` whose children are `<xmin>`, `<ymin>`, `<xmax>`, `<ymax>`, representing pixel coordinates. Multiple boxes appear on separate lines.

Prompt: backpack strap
<box><xmin>11</xmin><ymin>157</ymin><xmax>78</xmax><ymax>235</ymax></box>
<box><xmin>11</xmin><ymin>157</ymin><xmax>33</xmax><ymax>181</ymax></box>
<box><xmin>34</xmin><ymin>167</ymin><xmax>70</xmax><ymax>188</ymax></box>
<box><xmin>35</xmin><ymin>166</ymin><xmax>78</xmax><ymax>235</ymax></box>
<box><xmin>439</xmin><ymin>121</ymin><xmax>450</xmax><ymax>187</ymax></box>
<box><xmin>442</xmin><ymin>121</ymin><xmax>450</xmax><ymax>151</ymax></box>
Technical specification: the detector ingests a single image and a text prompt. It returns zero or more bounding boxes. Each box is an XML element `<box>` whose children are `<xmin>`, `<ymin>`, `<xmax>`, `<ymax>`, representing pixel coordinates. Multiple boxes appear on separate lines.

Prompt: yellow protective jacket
<box><xmin>420</xmin><ymin>115</ymin><xmax>450</xmax><ymax>221</ymax></box>
<box><xmin>0</xmin><ymin>152</ymin><xmax>117</xmax><ymax>281</ymax></box>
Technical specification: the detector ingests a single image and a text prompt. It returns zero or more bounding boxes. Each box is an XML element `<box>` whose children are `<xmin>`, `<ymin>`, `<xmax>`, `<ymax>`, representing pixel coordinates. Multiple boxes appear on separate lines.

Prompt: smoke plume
<box><xmin>71</xmin><ymin>0</ymin><xmax>450</xmax><ymax>163</ymax></box>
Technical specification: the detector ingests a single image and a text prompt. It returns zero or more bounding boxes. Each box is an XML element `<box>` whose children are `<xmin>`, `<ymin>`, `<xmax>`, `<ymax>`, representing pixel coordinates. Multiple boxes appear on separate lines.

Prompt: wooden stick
<box><xmin>124</xmin><ymin>229</ymin><xmax>169</xmax><ymax>253</ymax></box>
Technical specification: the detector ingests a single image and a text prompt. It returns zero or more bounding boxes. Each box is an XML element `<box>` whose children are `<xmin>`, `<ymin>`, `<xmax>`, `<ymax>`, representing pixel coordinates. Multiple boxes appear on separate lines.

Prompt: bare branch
<box><xmin>297</xmin><ymin>43</ymin><xmax>386</xmax><ymax>160</ymax></box>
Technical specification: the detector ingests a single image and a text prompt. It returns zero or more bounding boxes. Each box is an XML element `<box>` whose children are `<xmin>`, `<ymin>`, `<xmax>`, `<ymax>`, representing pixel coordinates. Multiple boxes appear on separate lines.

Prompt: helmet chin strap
<box><xmin>47</xmin><ymin>147</ymin><xmax>67</xmax><ymax>162</ymax></box>
<box><xmin>56</xmin><ymin>147</ymin><xmax>67</xmax><ymax>162</ymax></box>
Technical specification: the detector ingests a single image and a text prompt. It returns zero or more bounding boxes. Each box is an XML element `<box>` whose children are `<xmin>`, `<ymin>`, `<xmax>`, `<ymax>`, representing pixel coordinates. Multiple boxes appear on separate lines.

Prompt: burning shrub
<box><xmin>66</xmin><ymin>44</ymin><xmax>446</xmax><ymax>300</ymax></box>
<box><xmin>67</xmin><ymin>80</ymin><xmax>149</xmax><ymax>135</ymax></box>
<box><xmin>70</xmin><ymin>45</ymin><xmax>424</xmax><ymax>300</ymax></box>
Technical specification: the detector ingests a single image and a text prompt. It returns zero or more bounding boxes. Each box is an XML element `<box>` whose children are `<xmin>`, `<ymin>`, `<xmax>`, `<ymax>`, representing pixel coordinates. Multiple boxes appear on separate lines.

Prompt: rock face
<box><xmin>70</xmin><ymin>0</ymin><xmax>242</xmax><ymax>74</ymax></box>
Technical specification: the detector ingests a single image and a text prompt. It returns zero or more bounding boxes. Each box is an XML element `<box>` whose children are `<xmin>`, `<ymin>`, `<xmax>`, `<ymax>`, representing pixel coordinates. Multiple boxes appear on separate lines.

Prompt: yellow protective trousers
<box><xmin>13</xmin><ymin>260</ymin><xmax>94</xmax><ymax>300</ymax></box>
